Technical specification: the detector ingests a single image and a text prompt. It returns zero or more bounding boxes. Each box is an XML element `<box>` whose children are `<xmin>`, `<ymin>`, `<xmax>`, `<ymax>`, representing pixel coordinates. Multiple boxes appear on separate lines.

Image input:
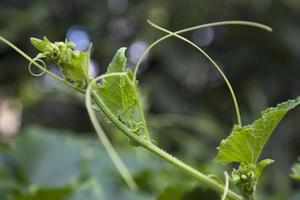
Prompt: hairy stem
<box><xmin>91</xmin><ymin>91</ymin><xmax>242</xmax><ymax>200</ymax></box>
<box><xmin>86</xmin><ymin>76</ymin><xmax>138</xmax><ymax>191</ymax></box>
<box><xmin>133</xmin><ymin>88</ymin><xmax>151</xmax><ymax>140</ymax></box>
<box><xmin>86</xmin><ymin>75</ymin><xmax>243</xmax><ymax>200</ymax></box>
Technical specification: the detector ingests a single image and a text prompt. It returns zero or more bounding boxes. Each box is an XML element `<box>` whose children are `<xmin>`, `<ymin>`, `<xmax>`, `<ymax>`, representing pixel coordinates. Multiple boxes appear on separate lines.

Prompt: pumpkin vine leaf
<box><xmin>96</xmin><ymin>47</ymin><xmax>139</xmax><ymax>130</ymax></box>
<box><xmin>215</xmin><ymin>96</ymin><xmax>300</xmax><ymax>198</ymax></box>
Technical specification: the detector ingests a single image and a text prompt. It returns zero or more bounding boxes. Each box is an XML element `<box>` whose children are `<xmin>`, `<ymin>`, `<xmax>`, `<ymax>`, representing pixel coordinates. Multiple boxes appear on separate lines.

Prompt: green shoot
<box><xmin>30</xmin><ymin>37</ymin><xmax>91</xmax><ymax>89</ymax></box>
<box><xmin>0</xmin><ymin>36</ymin><xmax>84</xmax><ymax>93</ymax></box>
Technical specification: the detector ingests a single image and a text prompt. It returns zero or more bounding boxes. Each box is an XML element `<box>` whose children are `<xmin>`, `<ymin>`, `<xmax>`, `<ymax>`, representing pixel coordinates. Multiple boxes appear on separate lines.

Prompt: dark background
<box><xmin>0</xmin><ymin>0</ymin><xmax>299</xmax><ymax>199</ymax></box>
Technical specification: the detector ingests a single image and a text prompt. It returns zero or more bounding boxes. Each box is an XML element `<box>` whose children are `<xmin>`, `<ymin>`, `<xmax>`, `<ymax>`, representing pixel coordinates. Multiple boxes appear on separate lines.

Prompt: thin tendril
<box><xmin>221</xmin><ymin>172</ymin><xmax>230</xmax><ymax>200</ymax></box>
<box><xmin>134</xmin><ymin>20</ymin><xmax>272</xmax><ymax>77</ymax></box>
<box><xmin>86</xmin><ymin>72</ymin><xmax>138</xmax><ymax>191</ymax></box>
<box><xmin>28</xmin><ymin>54</ymin><xmax>47</xmax><ymax>77</ymax></box>
<box><xmin>147</xmin><ymin>20</ymin><xmax>242</xmax><ymax>126</ymax></box>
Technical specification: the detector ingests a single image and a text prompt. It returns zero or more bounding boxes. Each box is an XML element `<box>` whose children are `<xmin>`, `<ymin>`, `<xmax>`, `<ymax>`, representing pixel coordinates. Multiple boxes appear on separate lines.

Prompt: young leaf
<box><xmin>96</xmin><ymin>48</ymin><xmax>138</xmax><ymax>128</ymax></box>
<box><xmin>30</xmin><ymin>37</ymin><xmax>91</xmax><ymax>89</ymax></box>
<box><xmin>215</xmin><ymin>97</ymin><xmax>300</xmax><ymax>165</ymax></box>
<box><xmin>291</xmin><ymin>159</ymin><xmax>300</xmax><ymax>181</ymax></box>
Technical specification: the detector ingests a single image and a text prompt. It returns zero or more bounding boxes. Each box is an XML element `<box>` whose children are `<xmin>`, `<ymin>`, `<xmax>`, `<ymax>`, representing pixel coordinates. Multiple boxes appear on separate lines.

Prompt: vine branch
<box><xmin>86</xmin><ymin>74</ymin><xmax>243</xmax><ymax>200</ymax></box>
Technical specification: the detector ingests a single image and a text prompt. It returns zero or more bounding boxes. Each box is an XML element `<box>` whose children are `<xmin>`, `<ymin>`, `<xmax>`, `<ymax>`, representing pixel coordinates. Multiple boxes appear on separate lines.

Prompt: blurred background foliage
<box><xmin>0</xmin><ymin>0</ymin><xmax>299</xmax><ymax>199</ymax></box>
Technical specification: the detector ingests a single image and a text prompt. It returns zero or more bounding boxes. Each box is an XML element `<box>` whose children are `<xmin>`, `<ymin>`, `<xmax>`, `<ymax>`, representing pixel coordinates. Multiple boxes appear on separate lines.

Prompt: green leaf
<box><xmin>30</xmin><ymin>37</ymin><xmax>91</xmax><ymax>88</ymax></box>
<box><xmin>156</xmin><ymin>184</ymin><xmax>219</xmax><ymax>200</ymax></box>
<box><xmin>66</xmin><ymin>180</ymin><xmax>104</xmax><ymax>200</ymax></box>
<box><xmin>291</xmin><ymin>159</ymin><xmax>300</xmax><ymax>181</ymax></box>
<box><xmin>60</xmin><ymin>46</ymin><xmax>91</xmax><ymax>88</ymax></box>
<box><xmin>31</xmin><ymin>37</ymin><xmax>51</xmax><ymax>52</ymax></box>
<box><xmin>14</xmin><ymin>186</ymin><xmax>71</xmax><ymax>200</ymax></box>
<box><xmin>215</xmin><ymin>97</ymin><xmax>300</xmax><ymax>198</ymax></box>
<box><xmin>0</xmin><ymin>126</ymin><xmax>178</xmax><ymax>200</ymax></box>
<box><xmin>156</xmin><ymin>184</ymin><xmax>188</xmax><ymax>200</ymax></box>
<box><xmin>96</xmin><ymin>48</ymin><xmax>138</xmax><ymax>127</ymax></box>
<box><xmin>215</xmin><ymin>97</ymin><xmax>300</xmax><ymax>165</ymax></box>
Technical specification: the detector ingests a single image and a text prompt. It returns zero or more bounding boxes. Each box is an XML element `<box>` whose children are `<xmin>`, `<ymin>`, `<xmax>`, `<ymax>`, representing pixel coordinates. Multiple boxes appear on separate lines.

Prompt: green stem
<box><xmin>90</xmin><ymin>92</ymin><xmax>242</xmax><ymax>200</ymax></box>
<box><xmin>86</xmin><ymin>77</ymin><xmax>138</xmax><ymax>191</ymax></box>
<box><xmin>133</xmin><ymin>88</ymin><xmax>151</xmax><ymax>140</ymax></box>
<box><xmin>86</xmin><ymin>75</ymin><xmax>242</xmax><ymax>200</ymax></box>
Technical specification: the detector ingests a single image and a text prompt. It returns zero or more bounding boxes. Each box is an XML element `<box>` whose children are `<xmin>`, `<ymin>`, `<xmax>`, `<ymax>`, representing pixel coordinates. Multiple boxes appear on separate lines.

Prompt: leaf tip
<box><xmin>117</xmin><ymin>47</ymin><xmax>127</xmax><ymax>54</ymax></box>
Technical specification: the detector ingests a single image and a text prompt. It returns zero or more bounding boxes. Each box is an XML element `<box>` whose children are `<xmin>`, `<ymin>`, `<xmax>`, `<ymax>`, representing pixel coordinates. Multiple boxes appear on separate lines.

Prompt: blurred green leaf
<box><xmin>0</xmin><ymin>126</ymin><xmax>200</xmax><ymax>200</ymax></box>
<box><xmin>156</xmin><ymin>184</ymin><xmax>219</xmax><ymax>200</ymax></box>
<box><xmin>291</xmin><ymin>160</ymin><xmax>300</xmax><ymax>181</ymax></box>
<box><xmin>11</xmin><ymin>127</ymin><xmax>83</xmax><ymax>187</ymax></box>
<box><xmin>157</xmin><ymin>184</ymin><xmax>191</xmax><ymax>200</ymax></box>
<box><xmin>14</xmin><ymin>186</ymin><xmax>71</xmax><ymax>200</ymax></box>
<box><xmin>66</xmin><ymin>180</ymin><xmax>103</xmax><ymax>200</ymax></box>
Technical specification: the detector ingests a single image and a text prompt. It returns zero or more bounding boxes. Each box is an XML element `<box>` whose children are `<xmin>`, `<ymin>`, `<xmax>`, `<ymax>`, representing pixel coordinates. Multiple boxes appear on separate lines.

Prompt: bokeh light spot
<box><xmin>66</xmin><ymin>25</ymin><xmax>90</xmax><ymax>51</ymax></box>
<box><xmin>192</xmin><ymin>27</ymin><xmax>214</xmax><ymax>47</ymax></box>
<box><xmin>89</xmin><ymin>59</ymin><xmax>99</xmax><ymax>77</ymax></box>
<box><xmin>128</xmin><ymin>40</ymin><xmax>149</xmax><ymax>64</ymax></box>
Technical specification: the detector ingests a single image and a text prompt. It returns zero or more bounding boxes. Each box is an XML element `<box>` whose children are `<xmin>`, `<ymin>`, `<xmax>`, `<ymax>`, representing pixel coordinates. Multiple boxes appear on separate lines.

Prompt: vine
<box><xmin>1</xmin><ymin>20</ymin><xmax>299</xmax><ymax>200</ymax></box>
